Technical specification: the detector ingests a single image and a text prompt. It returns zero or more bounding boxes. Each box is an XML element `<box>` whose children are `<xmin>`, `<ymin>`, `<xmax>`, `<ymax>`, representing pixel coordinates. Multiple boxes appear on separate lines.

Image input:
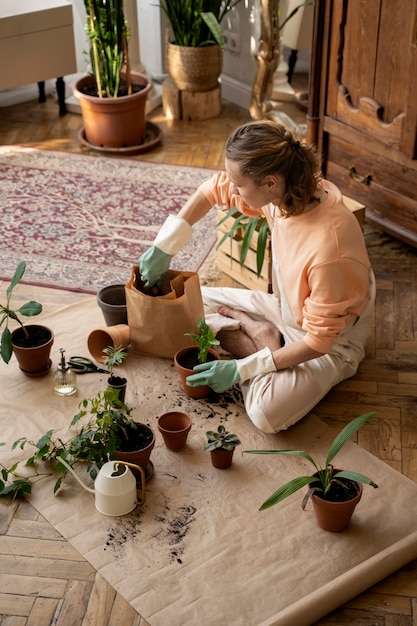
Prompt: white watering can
<box><xmin>59</xmin><ymin>457</ymin><xmax>146</xmax><ymax>516</ymax></box>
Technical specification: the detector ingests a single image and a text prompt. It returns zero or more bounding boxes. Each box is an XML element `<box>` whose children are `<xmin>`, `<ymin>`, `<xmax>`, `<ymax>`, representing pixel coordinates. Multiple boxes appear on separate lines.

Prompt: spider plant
<box><xmin>245</xmin><ymin>412</ymin><xmax>378</xmax><ymax>511</ymax></box>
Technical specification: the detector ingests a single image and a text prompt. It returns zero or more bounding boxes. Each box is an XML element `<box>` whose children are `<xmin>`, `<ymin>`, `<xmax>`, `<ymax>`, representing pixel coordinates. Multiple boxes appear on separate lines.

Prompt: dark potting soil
<box><xmin>117</xmin><ymin>423</ymin><xmax>153</xmax><ymax>453</ymax></box>
<box><xmin>12</xmin><ymin>326</ymin><xmax>52</xmax><ymax>348</ymax></box>
<box><xmin>108</xmin><ymin>376</ymin><xmax>127</xmax><ymax>386</ymax></box>
<box><xmin>178</xmin><ymin>349</ymin><xmax>218</xmax><ymax>371</ymax></box>
<box><xmin>316</xmin><ymin>477</ymin><xmax>360</xmax><ymax>503</ymax></box>
<box><xmin>80</xmin><ymin>80</ymin><xmax>146</xmax><ymax>98</ymax></box>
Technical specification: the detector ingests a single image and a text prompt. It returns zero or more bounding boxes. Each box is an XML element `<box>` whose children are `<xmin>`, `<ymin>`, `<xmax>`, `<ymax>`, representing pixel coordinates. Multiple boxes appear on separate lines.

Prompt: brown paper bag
<box><xmin>125</xmin><ymin>265</ymin><xmax>204</xmax><ymax>358</ymax></box>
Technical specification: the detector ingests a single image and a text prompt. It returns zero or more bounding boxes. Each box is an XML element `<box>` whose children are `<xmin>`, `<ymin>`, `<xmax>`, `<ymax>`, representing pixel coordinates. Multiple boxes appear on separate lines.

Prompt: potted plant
<box><xmin>174</xmin><ymin>317</ymin><xmax>220</xmax><ymax>398</ymax></box>
<box><xmin>0</xmin><ymin>388</ymin><xmax>155</xmax><ymax>499</ymax></box>
<box><xmin>245</xmin><ymin>412</ymin><xmax>379</xmax><ymax>531</ymax></box>
<box><xmin>102</xmin><ymin>344</ymin><xmax>128</xmax><ymax>402</ymax></box>
<box><xmin>161</xmin><ymin>0</ymin><xmax>242</xmax><ymax>92</ymax></box>
<box><xmin>0</xmin><ymin>261</ymin><xmax>54</xmax><ymax>376</ymax></box>
<box><xmin>216</xmin><ymin>207</ymin><xmax>272</xmax><ymax>293</ymax></box>
<box><xmin>74</xmin><ymin>0</ymin><xmax>153</xmax><ymax>151</ymax></box>
<box><xmin>205</xmin><ymin>424</ymin><xmax>241</xmax><ymax>469</ymax></box>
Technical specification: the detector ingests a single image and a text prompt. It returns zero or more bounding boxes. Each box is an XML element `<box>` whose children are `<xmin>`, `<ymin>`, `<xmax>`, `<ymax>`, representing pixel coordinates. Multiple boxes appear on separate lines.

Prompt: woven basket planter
<box><xmin>166</xmin><ymin>42</ymin><xmax>222</xmax><ymax>92</ymax></box>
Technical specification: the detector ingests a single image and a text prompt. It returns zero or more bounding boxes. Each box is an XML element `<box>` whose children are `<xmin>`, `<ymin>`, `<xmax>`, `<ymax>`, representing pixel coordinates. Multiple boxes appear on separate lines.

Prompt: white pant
<box><xmin>202</xmin><ymin>275</ymin><xmax>375</xmax><ymax>433</ymax></box>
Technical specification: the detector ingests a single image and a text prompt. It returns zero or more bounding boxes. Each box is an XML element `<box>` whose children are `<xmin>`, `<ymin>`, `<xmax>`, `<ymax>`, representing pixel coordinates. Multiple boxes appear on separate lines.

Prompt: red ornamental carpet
<box><xmin>0</xmin><ymin>146</ymin><xmax>217</xmax><ymax>293</ymax></box>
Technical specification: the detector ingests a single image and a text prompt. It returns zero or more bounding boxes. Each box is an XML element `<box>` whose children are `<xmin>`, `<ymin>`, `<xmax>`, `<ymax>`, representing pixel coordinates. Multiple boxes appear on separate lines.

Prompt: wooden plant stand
<box><xmin>162</xmin><ymin>77</ymin><xmax>222</xmax><ymax>121</ymax></box>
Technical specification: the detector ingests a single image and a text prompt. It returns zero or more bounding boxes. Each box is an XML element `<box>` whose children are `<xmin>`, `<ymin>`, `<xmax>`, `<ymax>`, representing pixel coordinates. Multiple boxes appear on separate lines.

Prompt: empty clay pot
<box><xmin>158</xmin><ymin>412</ymin><xmax>192</xmax><ymax>450</ymax></box>
<box><xmin>88</xmin><ymin>325</ymin><xmax>130</xmax><ymax>363</ymax></box>
<box><xmin>97</xmin><ymin>284</ymin><xmax>128</xmax><ymax>326</ymax></box>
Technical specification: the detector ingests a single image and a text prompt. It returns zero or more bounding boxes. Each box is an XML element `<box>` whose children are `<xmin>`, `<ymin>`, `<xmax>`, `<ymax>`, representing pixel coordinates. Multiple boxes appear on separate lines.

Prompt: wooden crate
<box><xmin>216</xmin><ymin>209</ymin><xmax>272</xmax><ymax>293</ymax></box>
<box><xmin>216</xmin><ymin>197</ymin><xmax>364</xmax><ymax>292</ymax></box>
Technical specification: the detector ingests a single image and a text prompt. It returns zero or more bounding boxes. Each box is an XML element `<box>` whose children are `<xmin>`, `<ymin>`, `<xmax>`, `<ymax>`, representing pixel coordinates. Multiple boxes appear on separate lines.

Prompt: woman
<box><xmin>139</xmin><ymin>121</ymin><xmax>375</xmax><ymax>433</ymax></box>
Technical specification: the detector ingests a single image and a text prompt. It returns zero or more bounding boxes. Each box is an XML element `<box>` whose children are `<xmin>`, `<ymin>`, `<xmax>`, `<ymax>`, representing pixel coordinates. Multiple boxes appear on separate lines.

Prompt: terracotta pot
<box><xmin>210</xmin><ymin>448</ymin><xmax>235</xmax><ymax>470</ymax></box>
<box><xmin>11</xmin><ymin>325</ymin><xmax>54</xmax><ymax>377</ymax></box>
<box><xmin>97</xmin><ymin>284</ymin><xmax>127</xmax><ymax>326</ymax></box>
<box><xmin>158</xmin><ymin>412</ymin><xmax>192</xmax><ymax>450</ymax></box>
<box><xmin>114</xmin><ymin>422</ymin><xmax>155</xmax><ymax>482</ymax></box>
<box><xmin>166</xmin><ymin>42</ymin><xmax>222</xmax><ymax>91</ymax></box>
<box><xmin>174</xmin><ymin>346</ymin><xmax>220</xmax><ymax>399</ymax></box>
<box><xmin>74</xmin><ymin>72</ymin><xmax>151</xmax><ymax>148</ymax></box>
<box><xmin>310</xmin><ymin>473</ymin><xmax>363</xmax><ymax>532</ymax></box>
<box><xmin>87</xmin><ymin>325</ymin><xmax>130</xmax><ymax>363</ymax></box>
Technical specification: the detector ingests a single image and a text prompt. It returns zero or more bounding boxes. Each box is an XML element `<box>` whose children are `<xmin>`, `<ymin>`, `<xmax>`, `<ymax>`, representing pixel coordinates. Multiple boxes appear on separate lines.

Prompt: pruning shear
<box><xmin>68</xmin><ymin>356</ymin><xmax>110</xmax><ymax>375</ymax></box>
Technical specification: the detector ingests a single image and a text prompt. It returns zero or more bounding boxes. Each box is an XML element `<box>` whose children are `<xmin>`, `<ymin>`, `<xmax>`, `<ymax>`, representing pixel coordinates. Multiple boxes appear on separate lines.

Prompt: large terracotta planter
<box><xmin>114</xmin><ymin>422</ymin><xmax>155</xmax><ymax>482</ymax></box>
<box><xmin>166</xmin><ymin>42</ymin><xmax>222</xmax><ymax>91</ymax></box>
<box><xmin>11</xmin><ymin>325</ymin><xmax>54</xmax><ymax>377</ymax></box>
<box><xmin>174</xmin><ymin>347</ymin><xmax>220</xmax><ymax>399</ymax></box>
<box><xmin>310</xmin><ymin>474</ymin><xmax>363</xmax><ymax>532</ymax></box>
<box><xmin>74</xmin><ymin>72</ymin><xmax>151</xmax><ymax>149</ymax></box>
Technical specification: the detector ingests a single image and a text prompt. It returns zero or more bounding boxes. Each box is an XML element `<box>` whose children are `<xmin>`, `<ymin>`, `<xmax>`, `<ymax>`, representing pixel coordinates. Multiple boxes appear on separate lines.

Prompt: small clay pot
<box><xmin>87</xmin><ymin>325</ymin><xmax>130</xmax><ymax>363</ymax></box>
<box><xmin>11</xmin><ymin>325</ymin><xmax>54</xmax><ymax>377</ymax></box>
<box><xmin>209</xmin><ymin>448</ymin><xmax>235</xmax><ymax>470</ymax></box>
<box><xmin>174</xmin><ymin>346</ymin><xmax>220</xmax><ymax>399</ymax></box>
<box><xmin>97</xmin><ymin>284</ymin><xmax>128</xmax><ymax>326</ymax></box>
<box><xmin>309</xmin><ymin>472</ymin><xmax>363</xmax><ymax>532</ymax></box>
<box><xmin>158</xmin><ymin>412</ymin><xmax>192</xmax><ymax>450</ymax></box>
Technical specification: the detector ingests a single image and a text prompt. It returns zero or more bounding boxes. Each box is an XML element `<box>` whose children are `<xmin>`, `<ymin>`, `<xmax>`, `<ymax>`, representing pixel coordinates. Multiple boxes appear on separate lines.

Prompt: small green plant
<box><xmin>245</xmin><ymin>412</ymin><xmax>378</xmax><ymax>511</ymax></box>
<box><xmin>0</xmin><ymin>388</ymin><xmax>136</xmax><ymax>499</ymax></box>
<box><xmin>205</xmin><ymin>424</ymin><xmax>241</xmax><ymax>451</ymax></box>
<box><xmin>186</xmin><ymin>317</ymin><xmax>220</xmax><ymax>363</ymax></box>
<box><xmin>217</xmin><ymin>208</ymin><xmax>270</xmax><ymax>278</ymax></box>
<box><xmin>0</xmin><ymin>261</ymin><xmax>42</xmax><ymax>364</ymax></box>
<box><xmin>102</xmin><ymin>344</ymin><xmax>128</xmax><ymax>378</ymax></box>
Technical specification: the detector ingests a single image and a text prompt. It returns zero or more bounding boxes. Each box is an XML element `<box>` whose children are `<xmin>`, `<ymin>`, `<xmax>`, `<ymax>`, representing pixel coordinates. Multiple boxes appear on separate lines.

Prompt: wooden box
<box><xmin>216</xmin><ymin>209</ymin><xmax>272</xmax><ymax>293</ymax></box>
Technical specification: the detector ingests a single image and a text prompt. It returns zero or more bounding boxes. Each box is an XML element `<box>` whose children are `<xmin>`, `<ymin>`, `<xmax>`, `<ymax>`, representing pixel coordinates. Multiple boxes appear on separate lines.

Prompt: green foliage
<box><xmin>217</xmin><ymin>208</ymin><xmax>270</xmax><ymax>278</ymax></box>
<box><xmin>185</xmin><ymin>317</ymin><xmax>220</xmax><ymax>363</ymax></box>
<box><xmin>0</xmin><ymin>388</ymin><xmax>137</xmax><ymax>499</ymax></box>
<box><xmin>245</xmin><ymin>413</ymin><xmax>379</xmax><ymax>511</ymax></box>
<box><xmin>205</xmin><ymin>424</ymin><xmax>241</xmax><ymax>451</ymax></box>
<box><xmin>102</xmin><ymin>344</ymin><xmax>127</xmax><ymax>377</ymax></box>
<box><xmin>159</xmin><ymin>0</ymin><xmax>242</xmax><ymax>48</ymax></box>
<box><xmin>84</xmin><ymin>0</ymin><xmax>130</xmax><ymax>97</ymax></box>
<box><xmin>0</xmin><ymin>261</ymin><xmax>42</xmax><ymax>364</ymax></box>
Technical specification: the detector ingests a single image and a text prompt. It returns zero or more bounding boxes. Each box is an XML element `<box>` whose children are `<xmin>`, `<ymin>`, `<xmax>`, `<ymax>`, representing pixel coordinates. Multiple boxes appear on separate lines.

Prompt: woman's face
<box><xmin>225</xmin><ymin>158</ymin><xmax>284</xmax><ymax>209</ymax></box>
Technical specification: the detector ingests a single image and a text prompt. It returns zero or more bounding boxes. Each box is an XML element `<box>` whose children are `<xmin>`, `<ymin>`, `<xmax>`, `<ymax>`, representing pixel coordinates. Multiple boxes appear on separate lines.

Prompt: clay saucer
<box><xmin>78</xmin><ymin>121</ymin><xmax>163</xmax><ymax>155</ymax></box>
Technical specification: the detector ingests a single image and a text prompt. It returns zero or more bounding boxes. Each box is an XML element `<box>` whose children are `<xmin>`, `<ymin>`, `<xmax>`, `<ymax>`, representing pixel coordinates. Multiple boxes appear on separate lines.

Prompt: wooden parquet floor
<box><xmin>1</xmin><ymin>83</ymin><xmax>417</xmax><ymax>625</ymax></box>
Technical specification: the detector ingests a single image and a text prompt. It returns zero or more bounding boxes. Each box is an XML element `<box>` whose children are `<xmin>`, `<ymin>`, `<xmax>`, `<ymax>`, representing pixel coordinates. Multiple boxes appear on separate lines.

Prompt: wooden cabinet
<box><xmin>307</xmin><ymin>0</ymin><xmax>417</xmax><ymax>246</ymax></box>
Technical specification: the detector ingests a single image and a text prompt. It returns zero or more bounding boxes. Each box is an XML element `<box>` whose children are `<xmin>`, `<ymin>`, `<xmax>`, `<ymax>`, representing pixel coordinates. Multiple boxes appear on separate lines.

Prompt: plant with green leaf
<box><xmin>245</xmin><ymin>412</ymin><xmax>379</xmax><ymax>511</ymax></box>
<box><xmin>217</xmin><ymin>208</ymin><xmax>270</xmax><ymax>278</ymax></box>
<box><xmin>102</xmin><ymin>344</ymin><xmax>128</xmax><ymax>377</ymax></box>
<box><xmin>160</xmin><ymin>0</ymin><xmax>242</xmax><ymax>48</ymax></box>
<box><xmin>0</xmin><ymin>388</ymin><xmax>137</xmax><ymax>499</ymax></box>
<box><xmin>205</xmin><ymin>424</ymin><xmax>241</xmax><ymax>451</ymax></box>
<box><xmin>0</xmin><ymin>261</ymin><xmax>42</xmax><ymax>364</ymax></box>
<box><xmin>84</xmin><ymin>0</ymin><xmax>131</xmax><ymax>98</ymax></box>
<box><xmin>186</xmin><ymin>317</ymin><xmax>220</xmax><ymax>363</ymax></box>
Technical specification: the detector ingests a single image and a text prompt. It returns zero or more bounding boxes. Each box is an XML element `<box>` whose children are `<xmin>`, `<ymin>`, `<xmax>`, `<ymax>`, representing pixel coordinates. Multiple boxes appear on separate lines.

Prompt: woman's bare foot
<box><xmin>216</xmin><ymin>329</ymin><xmax>257</xmax><ymax>359</ymax></box>
<box><xmin>218</xmin><ymin>305</ymin><xmax>282</xmax><ymax>353</ymax></box>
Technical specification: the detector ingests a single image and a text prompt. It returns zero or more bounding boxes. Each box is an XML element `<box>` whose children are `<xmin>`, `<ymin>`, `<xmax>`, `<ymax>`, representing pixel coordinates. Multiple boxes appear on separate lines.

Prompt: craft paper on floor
<box><xmin>0</xmin><ymin>147</ymin><xmax>217</xmax><ymax>292</ymax></box>
<box><xmin>2</xmin><ymin>289</ymin><xmax>417</xmax><ymax>626</ymax></box>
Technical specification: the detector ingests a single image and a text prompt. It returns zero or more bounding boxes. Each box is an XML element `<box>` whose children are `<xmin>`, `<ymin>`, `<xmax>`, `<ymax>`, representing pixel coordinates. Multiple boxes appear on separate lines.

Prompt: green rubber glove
<box><xmin>139</xmin><ymin>246</ymin><xmax>171</xmax><ymax>287</ymax></box>
<box><xmin>186</xmin><ymin>360</ymin><xmax>240</xmax><ymax>393</ymax></box>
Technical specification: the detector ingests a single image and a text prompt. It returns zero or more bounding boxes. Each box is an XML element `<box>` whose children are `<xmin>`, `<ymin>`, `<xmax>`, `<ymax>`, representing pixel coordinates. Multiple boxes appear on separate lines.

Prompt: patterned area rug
<box><xmin>0</xmin><ymin>146</ymin><xmax>218</xmax><ymax>293</ymax></box>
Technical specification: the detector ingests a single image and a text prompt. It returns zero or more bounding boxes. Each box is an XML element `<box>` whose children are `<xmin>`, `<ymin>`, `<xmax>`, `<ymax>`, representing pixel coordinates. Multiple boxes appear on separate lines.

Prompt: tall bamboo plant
<box><xmin>159</xmin><ymin>0</ymin><xmax>242</xmax><ymax>48</ymax></box>
<box><xmin>84</xmin><ymin>0</ymin><xmax>131</xmax><ymax>98</ymax></box>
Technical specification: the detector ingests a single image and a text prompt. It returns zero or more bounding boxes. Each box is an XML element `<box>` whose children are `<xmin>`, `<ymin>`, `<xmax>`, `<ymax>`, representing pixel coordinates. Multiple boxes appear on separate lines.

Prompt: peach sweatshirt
<box><xmin>200</xmin><ymin>173</ymin><xmax>372</xmax><ymax>354</ymax></box>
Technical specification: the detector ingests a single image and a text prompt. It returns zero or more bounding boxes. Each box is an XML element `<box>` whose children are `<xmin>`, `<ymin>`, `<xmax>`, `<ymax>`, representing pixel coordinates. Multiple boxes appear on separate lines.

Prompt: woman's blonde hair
<box><xmin>225</xmin><ymin>120</ymin><xmax>322</xmax><ymax>217</ymax></box>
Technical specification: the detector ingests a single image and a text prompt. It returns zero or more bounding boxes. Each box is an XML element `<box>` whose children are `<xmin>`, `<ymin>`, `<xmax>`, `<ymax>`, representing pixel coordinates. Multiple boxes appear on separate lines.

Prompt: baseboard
<box><xmin>220</xmin><ymin>75</ymin><xmax>252</xmax><ymax>110</ymax></box>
